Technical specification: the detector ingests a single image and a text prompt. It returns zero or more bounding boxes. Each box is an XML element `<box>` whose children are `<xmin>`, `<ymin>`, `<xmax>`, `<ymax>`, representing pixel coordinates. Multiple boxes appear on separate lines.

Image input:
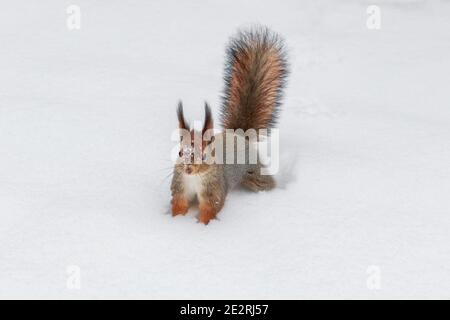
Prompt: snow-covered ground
<box><xmin>1</xmin><ymin>0</ymin><xmax>449</xmax><ymax>299</ymax></box>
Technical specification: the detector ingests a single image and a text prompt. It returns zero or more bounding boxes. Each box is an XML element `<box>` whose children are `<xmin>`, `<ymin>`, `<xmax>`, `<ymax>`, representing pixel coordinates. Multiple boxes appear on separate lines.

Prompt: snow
<box><xmin>1</xmin><ymin>0</ymin><xmax>450</xmax><ymax>299</ymax></box>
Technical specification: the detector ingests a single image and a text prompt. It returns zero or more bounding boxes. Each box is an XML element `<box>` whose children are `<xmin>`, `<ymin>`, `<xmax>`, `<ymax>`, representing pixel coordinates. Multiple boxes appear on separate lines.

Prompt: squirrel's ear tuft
<box><xmin>177</xmin><ymin>101</ymin><xmax>189</xmax><ymax>130</ymax></box>
<box><xmin>202</xmin><ymin>102</ymin><xmax>213</xmax><ymax>134</ymax></box>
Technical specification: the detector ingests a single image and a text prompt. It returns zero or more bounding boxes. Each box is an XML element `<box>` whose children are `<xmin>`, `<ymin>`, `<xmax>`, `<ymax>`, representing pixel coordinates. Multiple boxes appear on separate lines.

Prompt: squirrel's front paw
<box><xmin>198</xmin><ymin>202</ymin><xmax>218</xmax><ymax>225</ymax></box>
<box><xmin>171</xmin><ymin>196</ymin><xmax>189</xmax><ymax>216</ymax></box>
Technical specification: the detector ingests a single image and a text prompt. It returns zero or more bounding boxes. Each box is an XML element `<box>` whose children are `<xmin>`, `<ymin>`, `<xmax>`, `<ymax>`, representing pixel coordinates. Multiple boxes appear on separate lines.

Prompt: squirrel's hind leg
<box><xmin>241</xmin><ymin>169</ymin><xmax>276</xmax><ymax>192</ymax></box>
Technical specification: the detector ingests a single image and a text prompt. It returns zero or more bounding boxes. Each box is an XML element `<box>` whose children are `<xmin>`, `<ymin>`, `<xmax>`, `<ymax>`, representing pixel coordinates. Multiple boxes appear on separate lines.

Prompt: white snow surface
<box><xmin>1</xmin><ymin>0</ymin><xmax>450</xmax><ymax>299</ymax></box>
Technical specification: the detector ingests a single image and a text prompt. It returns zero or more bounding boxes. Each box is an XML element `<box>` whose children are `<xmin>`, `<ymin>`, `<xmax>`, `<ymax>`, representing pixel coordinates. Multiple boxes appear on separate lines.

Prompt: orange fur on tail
<box><xmin>220</xmin><ymin>26</ymin><xmax>288</xmax><ymax>131</ymax></box>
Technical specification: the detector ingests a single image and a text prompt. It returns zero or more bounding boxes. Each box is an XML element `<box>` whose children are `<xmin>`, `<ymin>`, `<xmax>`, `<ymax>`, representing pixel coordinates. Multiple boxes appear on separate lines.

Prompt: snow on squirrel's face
<box><xmin>175</xmin><ymin>102</ymin><xmax>215</xmax><ymax>175</ymax></box>
<box><xmin>176</xmin><ymin>130</ymin><xmax>214</xmax><ymax>175</ymax></box>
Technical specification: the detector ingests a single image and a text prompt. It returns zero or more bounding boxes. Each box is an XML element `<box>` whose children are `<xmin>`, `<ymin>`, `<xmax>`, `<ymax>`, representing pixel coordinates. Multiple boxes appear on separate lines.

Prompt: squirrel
<box><xmin>170</xmin><ymin>26</ymin><xmax>288</xmax><ymax>224</ymax></box>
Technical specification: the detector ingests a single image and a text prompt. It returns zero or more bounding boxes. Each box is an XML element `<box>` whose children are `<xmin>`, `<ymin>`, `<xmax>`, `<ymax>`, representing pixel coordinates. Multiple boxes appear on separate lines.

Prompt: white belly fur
<box><xmin>183</xmin><ymin>174</ymin><xmax>204</xmax><ymax>201</ymax></box>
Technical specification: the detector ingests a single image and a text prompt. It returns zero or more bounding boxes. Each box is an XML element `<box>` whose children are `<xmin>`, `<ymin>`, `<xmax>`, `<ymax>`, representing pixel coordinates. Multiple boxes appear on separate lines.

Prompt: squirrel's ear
<box><xmin>177</xmin><ymin>101</ymin><xmax>189</xmax><ymax>130</ymax></box>
<box><xmin>202</xmin><ymin>102</ymin><xmax>213</xmax><ymax>135</ymax></box>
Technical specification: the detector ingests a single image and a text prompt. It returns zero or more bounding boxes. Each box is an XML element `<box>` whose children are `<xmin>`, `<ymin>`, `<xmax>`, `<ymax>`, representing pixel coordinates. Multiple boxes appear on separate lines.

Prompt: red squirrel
<box><xmin>171</xmin><ymin>26</ymin><xmax>288</xmax><ymax>224</ymax></box>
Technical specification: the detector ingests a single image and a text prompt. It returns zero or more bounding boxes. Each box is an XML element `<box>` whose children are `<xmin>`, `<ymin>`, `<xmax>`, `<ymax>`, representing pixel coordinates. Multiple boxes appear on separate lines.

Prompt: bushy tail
<box><xmin>220</xmin><ymin>26</ymin><xmax>288</xmax><ymax>132</ymax></box>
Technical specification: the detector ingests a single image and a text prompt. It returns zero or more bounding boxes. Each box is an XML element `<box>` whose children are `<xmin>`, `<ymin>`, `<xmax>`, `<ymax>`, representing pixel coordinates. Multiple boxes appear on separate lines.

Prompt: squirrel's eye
<box><xmin>178</xmin><ymin>151</ymin><xmax>183</xmax><ymax>157</ymax></box>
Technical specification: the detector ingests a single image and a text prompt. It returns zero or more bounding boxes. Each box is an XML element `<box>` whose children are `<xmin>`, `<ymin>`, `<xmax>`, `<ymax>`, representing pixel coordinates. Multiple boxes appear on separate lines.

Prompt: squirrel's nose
<box><xmin>185</xmin><ymin>167</ymin><xmax>193</xmax><ymax>174</ymax></box>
